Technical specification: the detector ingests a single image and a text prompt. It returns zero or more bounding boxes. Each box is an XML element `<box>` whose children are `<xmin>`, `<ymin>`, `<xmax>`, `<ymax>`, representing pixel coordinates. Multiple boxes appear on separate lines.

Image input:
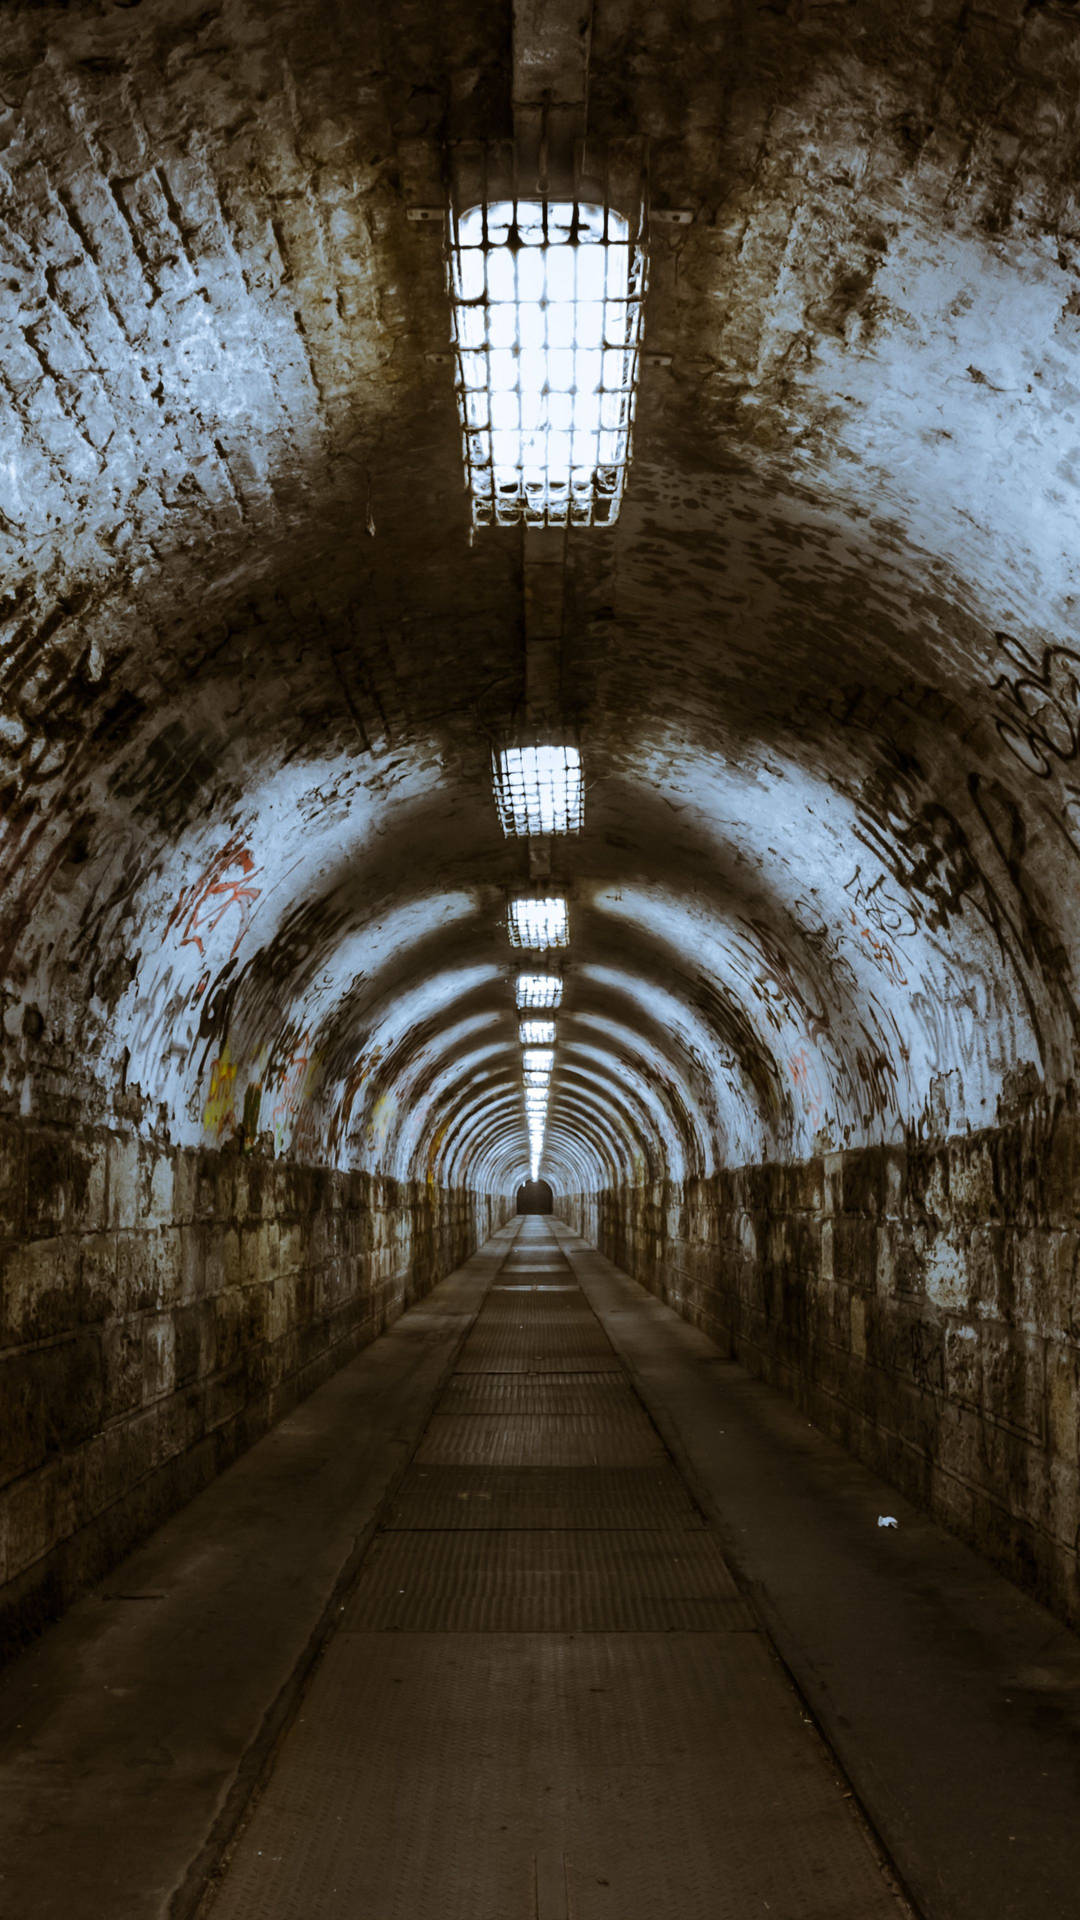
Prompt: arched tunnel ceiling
<box><xmin>4</xmin><ymin>0</ymin><xmax>1080</xmax><ymax>1196</ymax></box>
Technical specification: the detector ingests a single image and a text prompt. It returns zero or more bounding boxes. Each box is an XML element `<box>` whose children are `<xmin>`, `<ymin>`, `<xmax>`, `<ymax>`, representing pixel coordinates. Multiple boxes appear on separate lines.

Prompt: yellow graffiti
<box><xmin>365</xmin><ymin>1091</ymin><xmax>395</xmax><ymax>1153</ymax></box>
<box><xmin>204</xmin><ymin>1045</ymin><xmax>238</xmax><ymax>1138</ymax></box>
<box><xmin>426</xmin><ymin>1119</ymin><xmax>450</xmax><ymax>1187</ymax></box>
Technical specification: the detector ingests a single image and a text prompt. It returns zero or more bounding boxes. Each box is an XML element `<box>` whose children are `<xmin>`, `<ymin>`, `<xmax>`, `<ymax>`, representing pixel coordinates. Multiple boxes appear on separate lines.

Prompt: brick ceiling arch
<box><xmin>5</xmin><ymin>0</ymin><xmax>1080</xmax><ymax>1195</ymax></box>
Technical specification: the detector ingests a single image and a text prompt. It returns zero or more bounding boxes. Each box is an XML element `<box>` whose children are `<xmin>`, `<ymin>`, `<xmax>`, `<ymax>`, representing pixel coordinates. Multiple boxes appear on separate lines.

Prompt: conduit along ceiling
<box><xmin>4</xmin><ymin>0</ymin><xmax>1080</xmax><ymax>1204</ymax></box>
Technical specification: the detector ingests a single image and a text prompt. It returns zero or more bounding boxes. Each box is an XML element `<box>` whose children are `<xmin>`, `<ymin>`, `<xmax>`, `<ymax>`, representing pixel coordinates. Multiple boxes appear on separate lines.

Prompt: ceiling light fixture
<box><xmin>493</xmin><ymin>743</ymin><xmax>583</xmax><ymax>838</ymax></box>
<box><xmin>520</xmin><ymin>1019</ymin><xmax>556</xmax><ymax>1046</ymax></box>
<box><xmin>522</xmin><ymin>1048</ymin><xmax>555</xmax><ymax>1074</ymax></box>
<box><xmin>449</xmin><ymin>198</ymin><xmax>647</xmax><ymax>528</ymax></box>
<box><xmin>508</xmin><ymin>896</ymin><xmax>569</xmax><ymax>950</ymax></box>
<box><xmin>515</xmin><ymin>972</ymin><xmax>563</xmax><ymax>1010</ymax></box>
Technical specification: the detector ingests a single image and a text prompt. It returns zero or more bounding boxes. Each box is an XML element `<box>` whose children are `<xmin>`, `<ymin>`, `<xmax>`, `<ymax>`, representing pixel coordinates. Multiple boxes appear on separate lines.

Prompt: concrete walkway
<box><xmin>0</xmin><ymin>1223</ymin><xmax>520</xmax><ymax>1920</ymax></box>
<box><xmin>555</xmin><ymin>1223</ymin><xmax>1080</xmax><ymax>1920</ymax></box>
<box><xmin>0</xmin><ymin>1219</ymin><xmax>1077</xmax><ymax>1918</ymax></box>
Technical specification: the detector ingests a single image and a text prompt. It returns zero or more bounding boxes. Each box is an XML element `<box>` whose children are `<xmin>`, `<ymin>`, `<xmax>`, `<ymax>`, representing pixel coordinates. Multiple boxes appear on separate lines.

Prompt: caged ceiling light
<box><xmin>493</xmin><ymin>743</ymin><xmax>583</xmax><ymax>838</ymax></box>
<box><xmin>508</xmin><ymin>896</ymin><xmax>569</xmax><ymax>950</ymax></box>
<box><xmin>520</xmin><ymin>1019</ymin><xmax>555</xmax><ymax>1046</ymax></box>
<box><xmin>516</xmin><ymin>972</ymin><xmax>563</xmax><ymax>1010</ymax></box>
<box><xmin>449</xmin><ymin>196</ymin><xmax>647</xmax><ymax>528</ymax></box>
<box><xmin>523</xmin><ymin>1048</ymin><xmax>555</xmax><ymax>1074</ymax></box>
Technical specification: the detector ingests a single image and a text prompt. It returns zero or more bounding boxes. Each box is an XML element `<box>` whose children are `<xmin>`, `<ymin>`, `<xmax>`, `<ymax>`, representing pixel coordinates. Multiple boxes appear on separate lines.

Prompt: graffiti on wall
<box><xmin>166</xmin><ymin>839</ymin><xmax>262</xmax><ymax>970</ymax></box>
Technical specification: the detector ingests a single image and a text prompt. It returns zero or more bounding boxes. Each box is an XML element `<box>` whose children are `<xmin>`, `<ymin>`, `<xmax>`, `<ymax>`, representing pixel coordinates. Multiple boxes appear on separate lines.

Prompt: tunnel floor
<box><xmin>202</xmin><ymin>1215</ymin><xmax>903</xmax><ymax>1920</ymax></box>
<box><xmin>3</xmin><ymin>1221</ymin><xmax>1080</xmax><ymax>1920</ymax></box>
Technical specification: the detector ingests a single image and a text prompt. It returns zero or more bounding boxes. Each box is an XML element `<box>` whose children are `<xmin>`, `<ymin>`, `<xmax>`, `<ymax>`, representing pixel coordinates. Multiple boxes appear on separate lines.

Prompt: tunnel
<box><xmin>2</xmin><ymin>1</ymin><xmax>1080</xmax><ymax>1914</ymax></box>
<box><xmin>517</xmin><ymin>1177</ymin><xmax>554</xmax><ymax>1213</ymax></box>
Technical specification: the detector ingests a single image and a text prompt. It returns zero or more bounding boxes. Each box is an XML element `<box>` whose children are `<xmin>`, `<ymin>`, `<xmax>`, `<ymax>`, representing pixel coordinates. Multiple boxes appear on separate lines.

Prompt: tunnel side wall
<box><xmin>558</xmin><ymin>1103</ymin><xmax>1080</xmax><ymax>1630</ymax></box>
<box><xmin>0</xmin><ymin>1118</ymin><xmax>506</xmax><ymax>1656</ymax></box>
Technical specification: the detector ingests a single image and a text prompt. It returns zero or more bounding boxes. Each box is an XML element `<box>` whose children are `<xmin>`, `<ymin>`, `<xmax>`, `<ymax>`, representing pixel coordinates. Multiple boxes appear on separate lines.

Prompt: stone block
<box><xmin>0</xmin><ymin>1123</ymin><xmax>27</xmax><ymax>1241</ymax></box>
<box><xmin>944</xmin><ymin>1320</ymin><xmax>981</xmax><ymax>1411</ymax></box>
<box><xmin>1046</xmin><ymin>1344</ymin><xmax>1080</xmax><ymax>1462</ymax></box>
<box><xmin>823</xmin><ymin>1151</ymin><xmax>844</xmax><ymax>1216</ymax></box>
<box><xmin>1040</xmin><ymin>1110</ymin><xmax>1080</xmax><ymax>1223</ymax></box>
<box><xmin>981</xmin><ymin>1325</ymin><xmax>1046</xmax><ymax>1444</ymax></box>
<box><xmin>77</xmin><ymin>1233</ymin><xmax>121</xmax><ymax>1323</ymax></box>
<box><xmin>820</xmin><ymin>1217</ymin><xmax>834</xmax><ymax>1282</ymax></box>
<box><xmin>930</xmin><ymin>1463</ymin><xmax>976</xmax><ymax>1537</ymax></box>
<box><xmin>141</xmin><ymin>1312</ymin><xmax>175</xmax><ymax>1403</ymax></box>
<box><xmin>240</xmin><ymin>1222</ymin><xmax>271</xmax><ymax>1287</ymax></box>
<box><xmin>0</xmin><ymin>1352</ymin><xmax>49</xmax><ymax>1485</ymax></box>
<box><xmin>102</xmin><ymin>1319</ymin><xmax>144</xmax><ymax>1421</ymax></box>
<box><xmin>25</xmin><ymin>1134</ymin><xmax>81</xmax><ymax>1239</ymax></box>
<box><xmin>840</xmin><ymin>1147</ymin><xmax>884</xmax><ymax>1217</ymax></box>
<box><xmin>921</xmin><ymin>1228</ymin><xmax>971</xmax><ymax>1312</ymax></box>
<box><xmin>107</xmin><ymin>1137</ymin><xmax>140</xmax><ymax>1231</ymax></box>
<box><xmin>147</xmin><ymin>1226</ymin><xmax>183</xmax><ymax>1306</ymax></box>
<box><xmin>0</xmin><ymin>1235</ymin><xmax>80</xmax><ymax>1346</ymax></box>
<box><xmin>172</xmin><ymin>1303</ymin><xmax>205</xmax><ymax>1387</ymax></box>
<box><xmin>967</xmin><ymin>1223</ymin><xmax>1008</xmax><ymax>1317</ymax></box>
<box><xmin>1046</xmin><ymin>1457</ymin><xmax>1080</xmax><ymax>1554</ymax></box>
<box><xmin>1012</xmin><ymin>1228</ymin><xmax>1057</xmax><ymax>1334</ymax></box>
<box><xmin>141</xmin><ymin>1145</ymin><xmax>175</xmax><ymax>1229</ymax></box>
<box><xmin>50</xmin><ymin>1334</ymin><xmax>105</xmax><ymax>1451</ymax></box>
<box><xmin>172</xmin><ymin>1150</ymin><xmax>199</xmax><ymax>1225</ymax></box>
<box><xmin>222</xmin><ymin>1225</ymin><xmax>242</xmax><ymax>1287</ymax></box>
<box><xmin>179</xmin><ymin>1221</ymin><xmax>205</xmax><ymax>1303</ymax></box>
<box><xmin>831</xmin><ymin>1213</ymin><xmax>876</xmax><ymax>1291</ymax></box>
<box><xmin>5</xmin><ymin>1461</ymin><xmax>65</xmax><ymax>1579</ymax></box>
<box><xmin>205</xmin><ymin>1363</ymin><xmax>247</xmax><ymax>1433</ymax></box>
<box><xmin>850</xmin><ymin>1291</ymin><xmax>867</xmax><ymax>1360</ymax></box>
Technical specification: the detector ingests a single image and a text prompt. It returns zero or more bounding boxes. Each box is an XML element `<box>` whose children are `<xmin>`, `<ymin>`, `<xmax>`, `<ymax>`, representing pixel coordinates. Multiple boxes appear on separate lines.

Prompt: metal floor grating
<box><xmin>415</xmin><ymin>1411</ymin><xmax>665</xmax><ymax>1467</ymax></box>
<box><xmin>204</xmin><ymin>1220</ymin><xmax>907</xmax><ymax>1920</ymax></box>
<box><xmin>383</xmin><ymin>1462</ymin><xmax>706</xmax><ymax>1530</ymax></box>
<box><xmin>342</xmin><ymin>1527</ymin><xmax>753</xmax><ymax>1631</ymax></box>
<box><xmin>438</xmin><ymin>1370</ymin><xmax>642</xmax><ymax>1416</ymax></box>
<box><xmin>207</xmin><ymin>1635</ymin><xmax>902</xmax><ymax>1920</ymax></box>
<box><xmin>455</xmin><ymin>1323</ymin><xmax>620</xmax><ymax>1371</ymax></box>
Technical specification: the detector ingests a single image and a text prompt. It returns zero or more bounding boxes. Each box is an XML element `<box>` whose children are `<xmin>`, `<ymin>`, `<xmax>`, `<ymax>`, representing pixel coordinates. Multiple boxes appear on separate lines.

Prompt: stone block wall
<box><xmin>559</xmin><ymin>1102</ymin><xmax>1080</xmax><ymax>1631</ymax></box>
<box><xmin>0</xmin><ymin>1119</ymin><xmax>504</xmax><ymax>1654</ymax></box>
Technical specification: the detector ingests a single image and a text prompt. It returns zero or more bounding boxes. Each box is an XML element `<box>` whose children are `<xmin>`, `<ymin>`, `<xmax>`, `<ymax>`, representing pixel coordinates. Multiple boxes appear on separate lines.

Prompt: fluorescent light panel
<box><xmin>520</xmin><ymin>1019</ymin><xmax>555</xmax><ymax>1046</ymax></box>
<box><xmin>508</xmin><ymin>896</ymin><xmax>569</xmax><ymax>950</ymax></box>
<box><xmin>493</xmin><ymin>744</ymin><xmax>583</xmax><ymax>838</ymax></box>
<box><xmin>516</xmin><ymin>972</ymin><xmax>562</xmax><ymax>1010</ymax></box>
<box><xmin>450</xmin><ymin>199</ymin><xmax>646</xmax><ymax>528</ymax></box>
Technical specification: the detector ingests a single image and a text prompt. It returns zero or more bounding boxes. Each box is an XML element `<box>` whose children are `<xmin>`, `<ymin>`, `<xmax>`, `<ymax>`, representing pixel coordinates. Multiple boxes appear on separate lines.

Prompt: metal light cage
<box><xmin>492</xmin><ymin>739</ymin><xmax>583</xmax><ymax>838</ymax></box>
<box><xmin>515</xmin><ymin>972</ymin><xmax>563</xmax><ymax>1010</ymax></box>
<box><xmin>448</xmin><ymin>142</ymin><xmax>648</xmax><ymax>529</ymax></box>
<box><xmin>508</xmin><ymin>894</ymin><xmax>569</xmax><ymax>950</ymax></box>
<box><xmin>520</xmin><ymin>1018</ymin><xmax>556</xmax><ymax>1046</ymax></box>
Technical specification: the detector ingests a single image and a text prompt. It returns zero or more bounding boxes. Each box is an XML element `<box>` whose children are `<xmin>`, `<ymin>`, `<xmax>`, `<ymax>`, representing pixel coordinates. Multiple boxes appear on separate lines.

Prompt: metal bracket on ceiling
<box><xmin>642</xmin><ymin>351</ymin><xmax>673</xmax><ymax>367</ymax></box>
<box><xmin>407</xmin><ymin>206</ymin><xmax>445</xmax><ymax>224</ymax></box>
<box><xmin>651</xmin><ymin>208</ymin><xmax>694</xmax><ymax>226</ymax></box>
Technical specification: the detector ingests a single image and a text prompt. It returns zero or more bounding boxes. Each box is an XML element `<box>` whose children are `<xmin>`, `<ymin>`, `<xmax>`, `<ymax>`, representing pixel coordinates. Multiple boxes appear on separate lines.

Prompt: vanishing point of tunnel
<box><xmin>3</xmin><ymin>2</ymin><xmax>1080</xmax><ymax>1916</ymax></box>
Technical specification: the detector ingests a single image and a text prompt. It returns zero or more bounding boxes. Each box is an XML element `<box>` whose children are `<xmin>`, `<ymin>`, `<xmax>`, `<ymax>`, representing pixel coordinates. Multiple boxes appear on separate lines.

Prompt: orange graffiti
<box><xmin>848</xmin><ymin>909</ymin><xmax>908</xmax><ymax>988</ymax></box>
<box><xmin>272</xmin><ymin>1031</ymin><xmax>320</xmax><ymax>1150</ymax></box>
<box><xmin>788</xmin><ymin>1045</ymin><xmax>825</xmax><ymax>1128</ymax></box>
<box><xmin>168</xmin><ymin>840</ymin><xmax>262</xmax><ymax>960</ymax></box>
